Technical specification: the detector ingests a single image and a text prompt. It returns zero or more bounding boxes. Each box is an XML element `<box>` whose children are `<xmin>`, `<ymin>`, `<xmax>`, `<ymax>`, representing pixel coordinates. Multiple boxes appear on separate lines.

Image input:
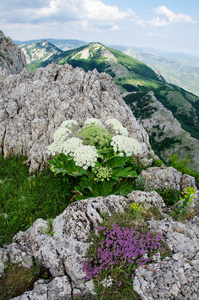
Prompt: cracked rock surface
<box><xmin>137</xmin><ymin>166</ymin><xmax>197</xmax><ymax>192</ymax></box>
<box><xmin>0</xmin><ymin>63</ymin><xmax>151</xmax><ymax>171</ymax></box>
<box><xmin>0</xmin><ymin>30</ymin><xmax>27</xmax><ymax>74</ymax></box>
<box><xmin>134</xmin><ymin>216</ymin><xmax>199</xmax><ymax>300</ymax></box>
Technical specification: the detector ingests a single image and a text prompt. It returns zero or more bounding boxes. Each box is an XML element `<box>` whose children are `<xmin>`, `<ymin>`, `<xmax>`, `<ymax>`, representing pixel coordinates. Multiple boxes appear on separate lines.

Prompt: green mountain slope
<box><xmin>41</xmin><ymin>43</ymin><xmax>199</xmax><ymax>140</ymax></box>
<box><xmin>124</xmin><ymin>47</ymin><xmax>199</xmax><ymax>97</ymax></box>
<box><xmin>20</xmin><ymin>40</ymin><xmax>63</xmax><ymax>73</ymax></box>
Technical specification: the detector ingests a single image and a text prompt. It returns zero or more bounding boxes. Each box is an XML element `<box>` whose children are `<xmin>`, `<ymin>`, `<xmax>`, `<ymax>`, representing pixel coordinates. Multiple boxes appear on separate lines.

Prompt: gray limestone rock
<box><xmin>0</xmin><ymin>62</ymin><xmax>152</xmax><ymax>171</ymax></box>
<box><xmin>137</xmin><ymin>166</ymin><xmax>197</xmax><ymax>191</ymax></box>
<box><xmin>0</xmin><ymin>196</ymin><xmax>198</xmax><ymax>299</ymax></box>
<box><xmin>134</xmin><ymin>216</ymin><xmax>199</xmax><ymax>300</ymax></box>
<box><xmin>127</xmin><ymin>190</ymin><xmax>166</xmax><ymax>212</ymax></box>
<box><xmin>0</xmin><ymin>30</ymin><xmax>27</xmax><ymax>74</ymax></box>
<box><xmin>1</xmin><ymin>195</ymin><xmax>128</xmax><ymax>299</ymax></box>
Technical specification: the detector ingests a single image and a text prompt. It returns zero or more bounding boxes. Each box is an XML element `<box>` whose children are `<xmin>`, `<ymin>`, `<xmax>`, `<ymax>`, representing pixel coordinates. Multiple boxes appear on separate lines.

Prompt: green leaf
<box><xmin>105</xmin><ymin>156</ymin><xmax>130</xmax><ymax>168</ymax></box>
<box><xmin>48</xmin><ymin>154</ymin><xmax>87</xmax><ymax>177</ymax></box>
<box><xmin>112</xmin><ymin>167</ymin><xmax>138</xmax><ymax>180</ymax></box>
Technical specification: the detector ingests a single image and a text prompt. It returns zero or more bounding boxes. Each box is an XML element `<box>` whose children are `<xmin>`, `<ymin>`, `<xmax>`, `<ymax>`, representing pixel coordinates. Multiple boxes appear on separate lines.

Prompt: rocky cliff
<box><xmin>0</xmin><ymin>63</ymin><xmax>151</xmax><ymax>171</ymax></box>
<box><xmin>0</xmin><ymin>31</ymin><xmax>27</xmax><ymax>74</ymax></box>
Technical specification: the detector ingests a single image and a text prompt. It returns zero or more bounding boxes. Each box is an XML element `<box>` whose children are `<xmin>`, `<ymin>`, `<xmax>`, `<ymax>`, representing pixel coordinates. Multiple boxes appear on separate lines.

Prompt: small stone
<box><xmin>170</xmin><ymin>283</ymin><xmax>180</xmax><ymax>297</ymax></box>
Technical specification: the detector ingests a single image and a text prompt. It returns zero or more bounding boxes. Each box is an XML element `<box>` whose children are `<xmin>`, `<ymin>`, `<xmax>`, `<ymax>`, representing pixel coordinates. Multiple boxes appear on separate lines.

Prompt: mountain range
<box><xmin>18</xmin><ymin>39</ymin><xmax>199</xmax><ymax>96</ymax></box>
<box><xmin>13</xmin><ymin>39</ymin><xmax>199</xmax><ymax>171</ymax></box>
<box><xmin>123</xmin><ymin>47</ymin><xmax>199</xmax><ymax>97</ymax></box>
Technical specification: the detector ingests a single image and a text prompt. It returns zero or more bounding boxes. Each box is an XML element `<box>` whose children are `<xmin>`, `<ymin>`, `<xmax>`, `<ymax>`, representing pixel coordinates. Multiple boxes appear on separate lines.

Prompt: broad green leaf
<box><xmin>112</xmin><ymin>167</ymin><xmax>138</xmax><ymax>180</ymax></box>
<box><xmin>104</xmin><ymin>156</ymin><xmax>129</xmax><ymax>168</ymax></box>
<box><xmin>48</xmin><ymin>154</ymin><xmax>87</xmax><ymax>177</ymax></box>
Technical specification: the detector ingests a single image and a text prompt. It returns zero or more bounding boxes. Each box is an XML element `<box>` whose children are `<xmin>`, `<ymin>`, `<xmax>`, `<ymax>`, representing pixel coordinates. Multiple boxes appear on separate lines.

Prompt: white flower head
<box><xmin>84</xmin><ymin>118</ymin><xmax>103</xmax><ymax>127</ymax></box>
<box><xmin>47</xmin><ymin>141</ymin><xmax>64</xmax><ymax>156</ymax></box>
<box><xmin>53</xmin><ymin>127</ymin><xmax>71</xmax><ymax>143</ymax></box>
<box><xmin>111</xmin><ymin>135</ymin><xmax>142</xmax><ymax>157</ymax></box>
<box><xmin>73</xmin><ymin>145</ymin><xmax>98</xmax><ymax>169</ymax></box>
<box><xmin>105</xmin><ymin>119</ymin><xmax>128</xmax><ymax>136</ymax></box>
<box><xmin>60</xmin><ymin>120</ymin><xmax>79</xmax><ymax>128</ymax></box>
<box><xmin>62</xmin><ymin>138</ymin><xmax>83</xmax><ymax>156</ymax></box>
<box><xmin>105</xmin><ymin>118</ymin><xmax>123</xmax><ymax>128</ymax></box>
<box><xmin>101</xmin><ymin>276</ymin><xmax>113</xmax><ymax>288</ymax></box>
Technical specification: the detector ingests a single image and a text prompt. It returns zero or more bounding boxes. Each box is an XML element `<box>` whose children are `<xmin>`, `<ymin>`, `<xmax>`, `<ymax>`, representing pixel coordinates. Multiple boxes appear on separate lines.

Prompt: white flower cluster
<box><xmin>53</xmin><ymin>127</ymin><xmax>71</xmax><ymax>143</ymax></box>
<box><xmin>47</xmin><ymin>141</ymin><xmax>64</xmax><ymax>156</ymax></box>
<box><xmin>47</xmin><ymin>120</ymin><xmax>79</xmax><ymax>156</ymax></box>
<box><xmin>105</xmin><ymin>118</ymin><xmax>128</xmax><ymax>136</ymax></box>
<box><xmin>111</xmin><ymin>135</ymin><xmax>142</xmax><ymax>157</ymax></box>
<box><xmin>73</xmin><ymin>145</ymin><xmax>98</xmax><ymax>170</ymax></box>
<box><xmin>60</xmin><ymin>120</ymin><xmax>79</xmax><ymax>128</ymax></box>
<box><xmin>84</xmin><ymin>118</ymin><xmax>103</xmax><ymax>126</ymax></box>
<box><xmin>62</xmin><ymin>138</ymin><xmax>83</xmax><ymax>156</ymax></box>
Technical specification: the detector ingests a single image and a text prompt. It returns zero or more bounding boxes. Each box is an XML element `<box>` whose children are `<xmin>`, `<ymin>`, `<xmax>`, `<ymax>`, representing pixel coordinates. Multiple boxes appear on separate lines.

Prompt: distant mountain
<box><xmin>37</xmin><ymin>42</ymin><xmax>199</xmax><ymax>171</ymax></box>
<box><xmin>123</xmin><ymin>47</ymin><xmax>199</xmax><ymax>97</ymax></box>
<box><xmin>15</xmin><ymin>38</ymin><xmax>87</xmax><ymax>51</ymax></box>
<box><xmin>20</xmin><ymin>40</ymin><xmax>63</xmax><ymax>73</ymax></box>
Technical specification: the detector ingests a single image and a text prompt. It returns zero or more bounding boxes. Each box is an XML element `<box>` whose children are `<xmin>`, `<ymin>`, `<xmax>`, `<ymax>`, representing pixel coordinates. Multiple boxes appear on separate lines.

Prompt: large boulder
<box><xmin>0</xmin><ymin>63</ymin><xmax>151</xmax><ymax>171</ymax></box>
<box><xmin>137</xmin><ymin>166</ymin><xmax>197</xmax><ymax>191</ymax></box>
<box><xmin>1</xmin><ymin>195</ymin><xmax>128</xmax><ymax>298</ymax></box>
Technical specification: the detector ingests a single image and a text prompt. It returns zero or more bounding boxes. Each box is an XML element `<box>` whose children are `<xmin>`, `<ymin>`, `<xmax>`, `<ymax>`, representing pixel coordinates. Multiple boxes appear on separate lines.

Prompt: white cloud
<box><xmin>151</xmin><ymin>6</ymin><xmax>196</xmax><ymax>26</ymax></box>
<box><xmin>112</xmin><ymin>25</ymin><xmax>120</xmax><ymax>31</ymax></box>
<box><xmin>147</xmin><ymin>32</ymin><xmax>162</xmax><ymax>38</ymax></box>
<box><xmin>150</xmin><ymin>17</ymin><xmax>170</xmax><ymax>27</ymax></box>
<box><xmin>1</xmin><ymin>0</ymin><xmax>135</xmax><ymax>24</ymax></box>
<box><xmin>0</xmin><ymin>1</ymin><xmax>196</xmax><ymax>36</ymax></box>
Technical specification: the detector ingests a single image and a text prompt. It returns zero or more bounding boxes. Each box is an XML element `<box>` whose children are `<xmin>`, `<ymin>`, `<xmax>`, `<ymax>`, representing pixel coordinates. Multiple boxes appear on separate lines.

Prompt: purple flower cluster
<box><xmin>83</xmin><ymin>224</ymin><xmax>164</xmax><ymax>284</ymax></box>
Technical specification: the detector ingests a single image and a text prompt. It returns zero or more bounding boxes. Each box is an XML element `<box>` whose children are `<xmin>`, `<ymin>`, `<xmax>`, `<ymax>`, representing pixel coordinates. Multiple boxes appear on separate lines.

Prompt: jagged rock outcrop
<box><xmin>0</xmin><ymin>31</ymin><xmax>27</xmax><ymax>74</ymax></box>
<box><xmin>1</xmin><ymin>195</ymin><xmax>128</xmax><ymax>299</ymax></box>
<box><xmin>0</xmin><ymin>63</ymin><xmax>151</xmax><ymax>171</ymax></box>
<box><xmin>0</xmin><ymin>190</ymin><xmax>198</xmax><ymax>299</ymax></box>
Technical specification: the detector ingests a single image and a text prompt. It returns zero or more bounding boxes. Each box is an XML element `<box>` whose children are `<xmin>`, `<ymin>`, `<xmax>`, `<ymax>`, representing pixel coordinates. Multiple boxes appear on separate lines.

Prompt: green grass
<box><xmin>0</xmin><ymin>154</ymin><xmax>77</xmax><ymax>246</ymax></box>
<box><xmin>0</xmin><ymin>260</ymin><xmax>52</xmax><ymax>300</ymax></box>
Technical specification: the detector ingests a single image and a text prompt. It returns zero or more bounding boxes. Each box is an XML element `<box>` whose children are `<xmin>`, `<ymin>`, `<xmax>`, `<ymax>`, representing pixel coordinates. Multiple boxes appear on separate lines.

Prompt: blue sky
<box><xmin>0</xmin><ymin>0</ymin><xmax>198</xmax><ymax>54</ymax></box>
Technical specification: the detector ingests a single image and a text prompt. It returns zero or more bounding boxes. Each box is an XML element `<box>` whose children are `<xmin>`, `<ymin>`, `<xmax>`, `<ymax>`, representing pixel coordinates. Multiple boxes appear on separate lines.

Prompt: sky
<box><xmin>0</xmin><ymin>0</ymin><xmax>199</xmax><ymax>55</ymax></box>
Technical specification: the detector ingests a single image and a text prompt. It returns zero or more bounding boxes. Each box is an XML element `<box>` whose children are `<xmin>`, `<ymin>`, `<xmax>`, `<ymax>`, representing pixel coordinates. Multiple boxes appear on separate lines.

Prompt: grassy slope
<box><xmin>124</xmin><ymin>48</ymin><xmax>199</xmax><ymax>96</ymax></box>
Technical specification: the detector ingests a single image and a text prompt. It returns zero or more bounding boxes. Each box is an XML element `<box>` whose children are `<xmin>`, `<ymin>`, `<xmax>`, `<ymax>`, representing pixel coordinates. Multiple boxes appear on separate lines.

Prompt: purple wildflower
<box><xmin>83</xmin><ymin>223</ymin><xmax>164</xmax><ymax>285</ymax></box>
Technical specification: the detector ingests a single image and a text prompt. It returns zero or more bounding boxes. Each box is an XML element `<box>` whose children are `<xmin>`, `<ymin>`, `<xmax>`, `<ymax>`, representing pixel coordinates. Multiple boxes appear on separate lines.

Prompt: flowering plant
<box><xmin>83</xmin><ymin>223</ymin><xmax>164</xmax><ymax>288</ymax></box>
<box><xmin>47</xmin><ymin>118</ymin><xmax>142</xmax><ymax>200</ymax></box>
<box><xmin>179</xmin><ymin>186</ymin><xmax>196</xmax><ymax>215</ymax></box>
